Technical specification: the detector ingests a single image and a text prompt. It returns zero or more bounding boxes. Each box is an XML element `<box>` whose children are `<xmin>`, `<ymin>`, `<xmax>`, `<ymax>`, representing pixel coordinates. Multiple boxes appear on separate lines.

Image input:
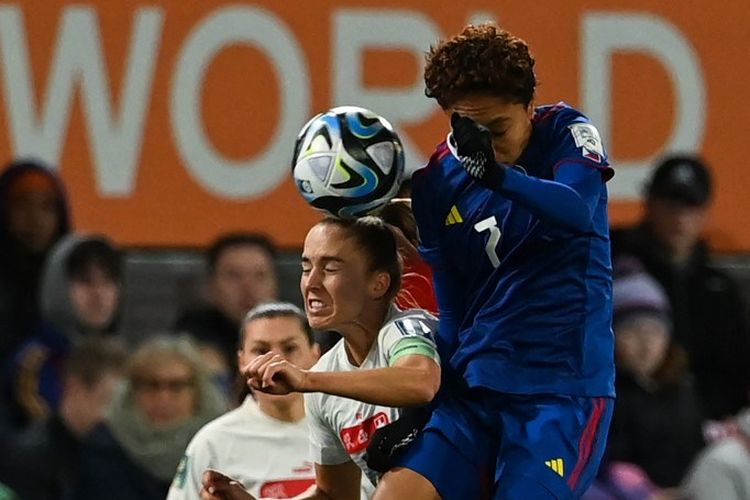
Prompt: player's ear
<box><xmin>237</xmin><ymin>324</ymin><xmax>248</xmax><ymax>368</ymax></box>
<box><xmin>525</xmin><ymin>99</ymin><xmax>535</xmax><ymax>119</ymax></box>
<box><xmin>311</xmin><ymin>343</ymin><xmax>321</xmax><ymax>361</ymax></box>
<box><xmin>237</xmin><ymin>349</ymin><xmax>245</xmax><ymax>370</ymax></box>
<box><xmin>369</xmin><ymin>271</ymin><xmax>391</xmax><ymax>300</ymax></box>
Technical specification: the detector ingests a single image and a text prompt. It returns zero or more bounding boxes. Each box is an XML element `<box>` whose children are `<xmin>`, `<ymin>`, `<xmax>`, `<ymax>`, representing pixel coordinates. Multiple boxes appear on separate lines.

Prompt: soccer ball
<box><xmin>292</xmin><ymin>106</ymin><xmax>405</xmax><ymax>218</ymax></box>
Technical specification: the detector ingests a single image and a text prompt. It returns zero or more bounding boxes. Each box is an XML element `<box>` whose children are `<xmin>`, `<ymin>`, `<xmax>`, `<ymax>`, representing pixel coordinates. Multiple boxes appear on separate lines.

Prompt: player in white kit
<box><xmin>201</xmin><ymin>217</ymin><xmax>441</xmax><ymax>500</ymax></box>
<box><xmin>167</xmin><ymin>303</ymin><xmax>320</xmax><ymax>499</ymax></box>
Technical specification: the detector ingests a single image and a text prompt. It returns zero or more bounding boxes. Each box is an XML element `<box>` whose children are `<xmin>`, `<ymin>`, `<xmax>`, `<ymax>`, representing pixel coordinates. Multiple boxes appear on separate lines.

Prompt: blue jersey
<box><xmin>412</xmin><ymin>102</ymin><xmax>615</xmax><ymax>397</ymax></box>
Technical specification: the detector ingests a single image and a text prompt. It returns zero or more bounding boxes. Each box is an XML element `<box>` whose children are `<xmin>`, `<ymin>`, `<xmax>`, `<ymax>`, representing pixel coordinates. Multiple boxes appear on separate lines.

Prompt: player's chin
<box><xmin>495</xmin><ymin>147</ymin><xmax>522</xmax><ymax>165</ymax></box>
<box><xmin>494</xmin><ymin>153</ymin><xmax>514</xmax><ymax>164</ymax></box>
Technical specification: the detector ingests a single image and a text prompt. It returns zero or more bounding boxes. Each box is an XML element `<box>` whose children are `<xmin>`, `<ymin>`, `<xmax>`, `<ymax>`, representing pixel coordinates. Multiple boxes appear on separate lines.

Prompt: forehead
<box><xmin>136</xmin><ymin>357</ymin><xmax>192</xmax><ymax>379</ymax></box>
<box><xmin>618</xmin><ymin>315</ymin><xmax>669</xmax><ymax>337</ymax></box>
<box><xmin>449</xmin><ymin>93</ymin><xmax>526</xmax><ymax>121</ymax></box>
<box><xmin>216</xmin><ymin>245</ymin><xmax>272</xmax><ymax>268</ymax></box>
<box><xmin>302</xmin><ymin>224</ymin><xmax>358</xmax><ymax>258</ymax></box>
<box><xmin>70</xmin><ymin>264</ymin><xmax>117</xmax><ymax>283</ymax></box>
<box><xmin>243</xmin><ymin>316</ymin><xmax>307</xmax><ymax>343</ymax></box>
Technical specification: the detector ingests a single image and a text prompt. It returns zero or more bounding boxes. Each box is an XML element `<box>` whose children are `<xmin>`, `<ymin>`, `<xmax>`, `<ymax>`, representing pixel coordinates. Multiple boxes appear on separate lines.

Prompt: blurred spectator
<box><xmin>0</xmin><ymin>338</ymin><xmax>126</xmax><ymax>500</ymax></box>
<box><xmin>42</xmin><ymin>235</ymin><xmax>123</xmax><ymax>341</ymax></box>
<box><xmin>175</xmin><ymin>233</ymin><xmax>279</xmax><ymax>369</ymax></box>
<box><xmin>167</xmin><ymin>302</ymin><xmax>319</xmax><ymax>499</ymax></box>
<box><xmin>72</xmin><ymin>336</ymin><xmax>226</xmax><ymax>500</ymax></box>
<box><xmin>583</xmin><ymin>461</ymin><xmax>663</xmax><ymax>500</ymax></box>
<box><xmin>681</xmin><ymin>407</ymin><xmax>750</xmax><ymax>499</ymax></box>
<box><xmin>611</xmin><ymin>155</ymin><xmax>750</xmax><ymax>419</ymax></box>
<box><xmin>2</xmin><ymin>235</ymin><xmax>123</xmax><ymax>428</ymax></box>
<box><xmin>606</xmin><ymin>268</ymin><xmax>705</xmax><ymax>488</ymax></box>
<box><xmin>0</xmin><ymin>159</ymin><xmax>70</xmax><ymax>356</ymax></box>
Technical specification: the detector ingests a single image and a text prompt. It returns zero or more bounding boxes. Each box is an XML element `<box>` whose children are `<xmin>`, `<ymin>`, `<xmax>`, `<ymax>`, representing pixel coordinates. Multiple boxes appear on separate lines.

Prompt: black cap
<box><xmin>646</xmin><ymin>155</ymin><xmax>712</xmax><ymax>206</ymax></box>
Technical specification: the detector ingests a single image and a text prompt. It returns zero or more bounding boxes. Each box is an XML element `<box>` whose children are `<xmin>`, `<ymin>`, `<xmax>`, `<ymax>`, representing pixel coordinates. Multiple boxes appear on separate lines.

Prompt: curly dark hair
<box><xmin>424</xmin><ymin>23</ymin><xmax>537</xmax><ymax>108</ymax></box>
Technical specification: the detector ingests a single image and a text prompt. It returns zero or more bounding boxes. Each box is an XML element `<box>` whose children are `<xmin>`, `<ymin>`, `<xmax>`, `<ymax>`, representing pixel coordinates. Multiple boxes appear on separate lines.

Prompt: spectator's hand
<box><xmin>243</xmin><ymin>352</ymin><xmax>309</xmax><ymax>395</ymax></box>
<box><xmin>200</xmin><ymin>469</ymin><xmax>255</xmax><ymax>500</ymax></box>
<box><xmin>451</xmin><ymin>112</ymin><xmax>506</xmax><ymax>188</ymax></box>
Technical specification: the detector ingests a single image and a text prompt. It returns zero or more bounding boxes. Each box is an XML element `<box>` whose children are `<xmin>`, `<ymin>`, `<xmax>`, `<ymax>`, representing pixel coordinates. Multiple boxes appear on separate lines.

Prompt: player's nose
<box><xmin>302</xmin><ymin>265</ymin><xmax>324</xmax><ymax>290</ymax></box>
<box><xmin>300</xmin><ymin>276</ymin><xmax>316</xmax><ymax>300</ymax></box>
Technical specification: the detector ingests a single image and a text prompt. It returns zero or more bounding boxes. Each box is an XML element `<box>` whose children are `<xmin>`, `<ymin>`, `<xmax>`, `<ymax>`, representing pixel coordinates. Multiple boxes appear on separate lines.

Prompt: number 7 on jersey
<box><xmin>474</xmin><ymin>216</ymin><xmax>502</xmax><ymax>268</ymax></box>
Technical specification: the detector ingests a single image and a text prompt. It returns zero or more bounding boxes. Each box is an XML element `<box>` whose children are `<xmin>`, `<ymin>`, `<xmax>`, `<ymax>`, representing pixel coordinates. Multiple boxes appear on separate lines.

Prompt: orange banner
<box><xmin>0</xmin><ymin>1</ymin><xmax>747</xmax><ymax>250</ymax></box>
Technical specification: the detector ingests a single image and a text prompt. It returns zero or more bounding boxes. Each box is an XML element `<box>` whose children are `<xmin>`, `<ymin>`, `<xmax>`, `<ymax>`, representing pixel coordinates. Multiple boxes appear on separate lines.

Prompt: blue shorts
<box><xmin>396</xmin><ymin>390</ymin><xmax>614</xmax><ymax>500</ymax></box>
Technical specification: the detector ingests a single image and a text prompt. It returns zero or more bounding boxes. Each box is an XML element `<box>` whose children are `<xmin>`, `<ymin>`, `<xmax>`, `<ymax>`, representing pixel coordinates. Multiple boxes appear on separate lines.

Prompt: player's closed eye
<box><xmin>250</xmin><ymin>347</ymin><xmax>269</xmax><ymax>356</ymax></box>
<box><xmin>283</xmin><ymin>345</ymin><xmax>299</xmax><ymax>356</ymax></box>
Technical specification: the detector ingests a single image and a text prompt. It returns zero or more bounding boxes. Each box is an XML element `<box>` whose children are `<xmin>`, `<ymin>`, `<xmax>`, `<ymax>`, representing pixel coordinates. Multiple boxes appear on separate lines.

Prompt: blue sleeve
<box><xmin>430</xmin><ymin>265</ymin><xmax>460</xmax><ymax>349</ymax></box>
<box><xmin>498</xmin><ymin>162</ymin><xmax>604</xmax><ymax>232</ymax></box>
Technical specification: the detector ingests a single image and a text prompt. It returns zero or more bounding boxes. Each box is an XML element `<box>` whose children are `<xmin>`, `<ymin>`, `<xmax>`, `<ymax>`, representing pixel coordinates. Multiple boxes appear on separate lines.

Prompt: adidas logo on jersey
<box><xmin>545</xmin><ymin>458</ymin><xmax>565</xmax><ymax>477</ymax></box>
<box><xmin>444</xmin><ymin>205</ymin><xmax>463</xmax><ymax>226</ymax></box>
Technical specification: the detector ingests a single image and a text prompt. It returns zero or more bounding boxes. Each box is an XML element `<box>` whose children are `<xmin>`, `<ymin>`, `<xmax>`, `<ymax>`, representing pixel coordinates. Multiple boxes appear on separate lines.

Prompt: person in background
<box><xmin>606</xmin><ymin>265</ymin><xmax>704</xmax><ymax>488</ymax></box>
<box><xmin>4</xmin><ymin>235</ymin><xmax>123</xmax><ymax>428</ymax></box>
<box><xmin>681</xmin><ymin>407</ymin><xmax>750</xmax><ymax>500</ymax></box>
<box><xmin>168</xmin><ymin>302</ymin><xmax>320</xmax><ymax>499</ymax></box>
<box><xmin>582</xmin><ymin>461</ymin><xmax>665</xmax><ymax>500</ymax></box>
<box><xmin>176</xmin><ymin>233</ymin><xmax>279</xmax><ymax>371</ymax></box>
<box><xmin>41</xmin><ymin>235</ymin><xmax>123</xmax><ymax>341</ymax></box>
<box><xmin>72</xmin><ymin>336</ymin><xmax>226</xmax><ymax>500</ymax></box>
<box><xmin>611</xmin><ymin>155</ymin><xmax>750</xmax><ymax>420</ymax></box>
<box><xmin>0</xmin><ymin>159</ymin><xmax>71</xmax><ymax>357</ymax></box>
<box><xmin>0</xmin><ymin>338</ymin><xmax>126</xmax><ymax>500</ymax></box>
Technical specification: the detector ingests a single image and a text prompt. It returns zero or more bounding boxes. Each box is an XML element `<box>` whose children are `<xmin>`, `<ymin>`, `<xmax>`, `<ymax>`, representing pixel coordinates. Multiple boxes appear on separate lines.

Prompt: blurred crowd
<box><xmin>0</xmin><ymin>154</ymin><xmax>748</xmax><ymax>500</ymax></box>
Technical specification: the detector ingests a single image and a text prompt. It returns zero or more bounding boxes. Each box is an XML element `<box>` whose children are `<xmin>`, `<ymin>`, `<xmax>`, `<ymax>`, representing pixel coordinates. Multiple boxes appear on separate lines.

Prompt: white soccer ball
<box><xmin>292</xmin><ymin>106</ymin><xmax>405</xmax><ymax>218</ymax></box>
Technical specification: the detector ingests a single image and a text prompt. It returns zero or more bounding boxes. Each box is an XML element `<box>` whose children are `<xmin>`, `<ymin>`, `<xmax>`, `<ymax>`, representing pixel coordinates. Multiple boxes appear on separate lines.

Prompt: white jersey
<box><xmin>304</xmin><ymin>306</ymin><xmax>439</xmax><ymax>488</ymax></box>
<box><xmin>167</xmin><ymin>396</ymin><xmax>315</xmax><ymax>499</ymax></box>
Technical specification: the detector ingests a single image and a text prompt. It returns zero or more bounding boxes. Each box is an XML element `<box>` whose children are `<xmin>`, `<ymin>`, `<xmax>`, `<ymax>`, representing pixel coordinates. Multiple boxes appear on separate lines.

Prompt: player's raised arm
<box><xmin>451</xmin><ymin>111</ymin><xmax>612</xmax><ymax>232</ymax></box>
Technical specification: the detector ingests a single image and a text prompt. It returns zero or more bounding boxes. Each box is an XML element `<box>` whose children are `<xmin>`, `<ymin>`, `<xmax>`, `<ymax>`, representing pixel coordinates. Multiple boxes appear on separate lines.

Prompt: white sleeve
<box><xmin>682</xmin><ymin>455</ymin><xmax>744</xmax><ymax>500</ymax></box>
<box><xmin>304</xmin><ymin>392</ymin><xmax>351</xmax><ymax>465</ymax></box>
<box><xmin>381</xmin><ymin>315</ymin><xmax>439</xmax><ymax>366</ymax></box>
<box><xmin>166</xmin><ymin>430</ymin><xmax>214</xmax><ymax>500</ymax></box>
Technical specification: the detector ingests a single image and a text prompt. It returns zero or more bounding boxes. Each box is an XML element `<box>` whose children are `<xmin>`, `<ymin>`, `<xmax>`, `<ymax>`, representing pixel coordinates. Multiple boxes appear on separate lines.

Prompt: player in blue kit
<box><xmin>373</xmin><ymin>23</ymin><xmax>616</xmax><ymax>500</ymax></box>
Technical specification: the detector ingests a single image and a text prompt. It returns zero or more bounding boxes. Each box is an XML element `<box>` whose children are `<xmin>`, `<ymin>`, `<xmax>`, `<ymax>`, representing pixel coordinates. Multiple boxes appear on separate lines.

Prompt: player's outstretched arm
<box><xmin>245</xmin><ymin>351</ymin><xmax>440</xmax><ymax>407</ymax></box>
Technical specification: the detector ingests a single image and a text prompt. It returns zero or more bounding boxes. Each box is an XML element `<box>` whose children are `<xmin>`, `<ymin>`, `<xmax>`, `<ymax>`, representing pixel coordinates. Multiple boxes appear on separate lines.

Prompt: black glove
<box><xmin>451</xmin><ymin>112</ymin><xmax>506</xmax><ymax>189</ymax></box>
<box><xmin>364</xmin><ymin>406</ymin><xmax>432</xmax><ymax>473</ymax></box>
